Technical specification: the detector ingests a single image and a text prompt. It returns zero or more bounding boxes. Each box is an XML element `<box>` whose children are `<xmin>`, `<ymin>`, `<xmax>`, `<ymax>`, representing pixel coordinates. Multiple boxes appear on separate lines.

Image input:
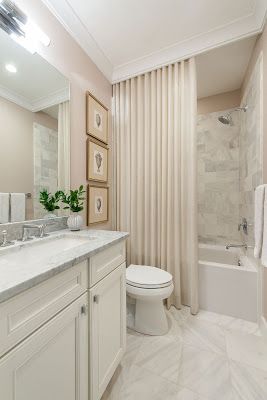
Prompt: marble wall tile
<box><xmin>239</xmin><ymin>57</ymin><xmax>262</xmax><ymax>246</ymax></box>
<box><xmin>33</xmin><ymin>123</ymin><xmax>58</xmax><ymax>219</ymax></box>
<box><xmin>197</xmin><ymin>110</ymin><xmax>240</xmax><ymax>244</ymax></box>
<box><xmin>198</xmin><ymin>56</ymin><xmax>262</xmax><ymax>245</ymax></box>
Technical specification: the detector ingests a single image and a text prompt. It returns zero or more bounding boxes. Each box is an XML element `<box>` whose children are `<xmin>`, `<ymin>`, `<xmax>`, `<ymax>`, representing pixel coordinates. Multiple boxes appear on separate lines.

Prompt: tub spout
<box><xmin>226</xmin><ymin>243</ymin><xmax>247</xmax><ymax>250</ymax></box>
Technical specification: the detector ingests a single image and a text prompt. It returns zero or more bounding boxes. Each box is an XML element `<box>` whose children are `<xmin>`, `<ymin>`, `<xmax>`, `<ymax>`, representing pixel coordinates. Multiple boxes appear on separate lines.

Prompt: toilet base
<box><xmin>126</xmin><ymin>282</ymin><xmax>174</xmax><ymax>336</ymax></box>
<box><xmin>134</xmin><ymin>298</ymin><xmax>169</xmax><ymax>335</ymax></box>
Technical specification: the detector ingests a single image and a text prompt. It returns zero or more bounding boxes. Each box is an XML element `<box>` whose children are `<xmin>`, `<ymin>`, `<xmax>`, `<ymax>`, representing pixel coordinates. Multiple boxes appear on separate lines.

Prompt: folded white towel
<box><xmin>10</xmin><ymin>193</ymin><xmax>25</xmax><ymax>222</ymax></box>
<box><xmin>0</xmin><ymin>193</ymin><xmax>9</xmax><ymax>223</ymax></box>
<box><xmin>254</xmin><ymin>185</ymin><xmax>266</xmax><ymax>258</ymax></box>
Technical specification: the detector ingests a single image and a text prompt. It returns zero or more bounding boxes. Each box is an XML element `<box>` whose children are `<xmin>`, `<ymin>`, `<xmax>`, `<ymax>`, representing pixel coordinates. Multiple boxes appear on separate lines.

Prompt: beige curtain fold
<box><xmin>113</xmin><ymin>59</ymin><xmax>198</xmax><ymax>314</ymax></box>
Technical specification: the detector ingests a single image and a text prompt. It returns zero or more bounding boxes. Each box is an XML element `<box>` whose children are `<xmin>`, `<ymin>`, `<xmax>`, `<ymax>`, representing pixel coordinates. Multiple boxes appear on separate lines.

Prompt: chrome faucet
<box><xmin>226</xmin><ymin>243</ymin><xmax>247</xmax><ymax>250</ymax></box>
<box><xmin>21</xmin><ymin>223</ymin><xmax>48</xmax><ymax>241</ymax></box>
<box><xmin>238</xmin><ymin>217</ymin><xmax>248</xmax><ymax>235</ymax></box>
<box><xmin>0</xmin><ymin>230</ymin><xmax>14</xmax><ymax>247</ymax></box>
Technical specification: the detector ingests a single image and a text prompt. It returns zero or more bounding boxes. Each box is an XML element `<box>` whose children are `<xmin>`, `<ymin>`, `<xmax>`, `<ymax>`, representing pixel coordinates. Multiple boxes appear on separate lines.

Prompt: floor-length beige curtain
<box><xmin>113</xmin><ymin>58</ymin><xmax>198</xmax><ymax>314</ymax></box>
<box><xmin>58</xmin><ymin>101</ymin><xmax>70</xmax><ymax>193</ymax></box>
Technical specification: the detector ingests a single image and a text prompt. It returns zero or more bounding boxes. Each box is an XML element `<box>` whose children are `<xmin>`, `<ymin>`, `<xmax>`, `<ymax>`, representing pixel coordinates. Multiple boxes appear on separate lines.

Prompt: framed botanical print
<box><xmin>87</xmin><ymin>185</ymin><xmax>109</xmax><ymax>225</ymax></box>
<box><xmin>86</xmin><ymin>91</ymin><xmax>108</xmax><ymax>144</ymax></box>
<box><xmin>87</xmin><ymin>138</ymin><xmax>108</xmax><ymax>182</ymax></box>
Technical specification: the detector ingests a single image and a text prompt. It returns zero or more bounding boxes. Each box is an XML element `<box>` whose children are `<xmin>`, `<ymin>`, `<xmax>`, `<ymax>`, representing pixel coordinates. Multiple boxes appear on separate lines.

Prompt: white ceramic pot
<box><xmin>67</xmin><ymin>213</ymin><xmax>83</xmax><ymax>231</ymax></box>
<box><xmin>44</xmin><ymin>212</ymin><xmax>57</xmax><ymax>219</ymax></box>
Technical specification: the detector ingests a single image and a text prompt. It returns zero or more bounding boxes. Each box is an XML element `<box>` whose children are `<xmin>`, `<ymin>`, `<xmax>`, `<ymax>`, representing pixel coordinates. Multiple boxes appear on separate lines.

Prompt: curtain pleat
<box><xmin>113</xmin><ymin>59</ymin><xmax>198</xmax><ymax>313</ymax></box>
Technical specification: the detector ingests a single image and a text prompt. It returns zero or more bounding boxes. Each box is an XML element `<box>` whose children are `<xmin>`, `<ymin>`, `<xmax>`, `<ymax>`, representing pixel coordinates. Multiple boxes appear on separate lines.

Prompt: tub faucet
<box><xmin>226</xmin><ymin>243</ymin><xmax>247</xmax><ymax>250</ymax></box>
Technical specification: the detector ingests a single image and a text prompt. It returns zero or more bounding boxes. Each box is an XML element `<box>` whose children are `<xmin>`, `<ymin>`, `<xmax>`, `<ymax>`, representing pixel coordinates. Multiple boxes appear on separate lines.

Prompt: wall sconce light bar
<box><xmin>0</xmin><ymin>0</ymin><xmax>50</xmax><ymax>54</ymax></box>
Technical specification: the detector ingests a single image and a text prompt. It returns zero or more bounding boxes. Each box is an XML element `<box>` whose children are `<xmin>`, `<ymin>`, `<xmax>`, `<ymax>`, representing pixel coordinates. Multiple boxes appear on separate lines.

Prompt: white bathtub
<box><xmin>199</xmin><ymin>244</ymin><xmax>257</xmax><ymax>322</ymax></box>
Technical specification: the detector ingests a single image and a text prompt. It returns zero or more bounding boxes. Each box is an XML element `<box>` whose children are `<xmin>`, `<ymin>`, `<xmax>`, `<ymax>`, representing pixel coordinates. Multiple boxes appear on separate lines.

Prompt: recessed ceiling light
<box><xmin>5</xmin><ymin>64</ymin><xmax>17</xmax><ymax>73</ymax></box>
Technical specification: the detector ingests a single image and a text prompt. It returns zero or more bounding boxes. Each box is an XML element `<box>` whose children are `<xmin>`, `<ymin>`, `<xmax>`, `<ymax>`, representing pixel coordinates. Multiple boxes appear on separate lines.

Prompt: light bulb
<box><xmin>10</xmin><ymin>33</ymin><xmax>36</xmax><ymax>54</ymax></box>
<box><xmin>24</xmin><ymin>20</ymin><xmax>50</xmax><ymax>47</ymax></box>
<box><xmin>5</xmin><ymin>64</ymin><xmax>17</xmax><ymax>73</ymax></box>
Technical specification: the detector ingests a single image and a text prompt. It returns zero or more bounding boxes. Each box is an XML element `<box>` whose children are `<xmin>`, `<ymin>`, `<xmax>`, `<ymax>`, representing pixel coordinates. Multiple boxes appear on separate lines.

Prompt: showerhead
<box><xmin>218</xmin><ymin>105</ymin><xmax>247</xmax><ymax>125</ymax></box>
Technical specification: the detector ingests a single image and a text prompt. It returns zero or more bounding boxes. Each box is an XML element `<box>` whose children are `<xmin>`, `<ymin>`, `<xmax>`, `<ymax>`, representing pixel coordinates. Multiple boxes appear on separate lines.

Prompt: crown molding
<box><xmin>41</xmin><ymin>0</ymin><xmax>113</xmax><ymax>81</ymax></box>
<box><xmin>41</xmin><ymin>0</ymin><xmax>267</xmax><ymax>84</ymax></box>
<box><xmin>0</xmin><ymin>85</ymin><xmax>33</xmax><ymax>111</ymax></box>
<box><xmin>31</xmin><ymin>87</ymin><xmax>70</xmax><ymax>112</ymax></box>
<box><xmin>0</xmin><ymin>85</ymin><xmax>70</xmax><ymax>113</ymax></box>
<box><xmin>112</xmin><ymin>0</ymin><xmax>267</xmax><ymax>83</ymax></box>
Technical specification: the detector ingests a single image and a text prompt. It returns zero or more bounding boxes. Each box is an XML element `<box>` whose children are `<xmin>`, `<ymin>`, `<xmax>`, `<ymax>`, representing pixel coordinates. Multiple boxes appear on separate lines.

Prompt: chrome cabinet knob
<box><xmin>81</xmin><ymin>304</ymin><xmax>87</xmax><ymax>315</ymax></box>
<box><xmin>93</xmin><ymin>295</ymin><xmax>100</xmax><ymax>304</ymax></box>
<box><xmin>238</xmin><ymin>217</ymin><xmax>248</xmax><ymax>235</ymax></box>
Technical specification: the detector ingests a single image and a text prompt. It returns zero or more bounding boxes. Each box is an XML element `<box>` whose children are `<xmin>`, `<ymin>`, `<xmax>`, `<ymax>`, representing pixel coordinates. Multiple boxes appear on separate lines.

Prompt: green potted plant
<box><xmin>39</xmin><ymin>189</ymin><xmax>61</xmax><ymax>219</ymax></box>
<box><xmin>61</xmin><ymin>185</ymin><xmax>85</xmax><ymax>231</ymax></box>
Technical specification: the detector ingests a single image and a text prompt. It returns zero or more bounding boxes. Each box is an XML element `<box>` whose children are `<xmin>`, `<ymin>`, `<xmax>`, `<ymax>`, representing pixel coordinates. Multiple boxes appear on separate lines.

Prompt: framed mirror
<box><xmin>0</xmin><ymin>28</ymin><xmax>70</xmax><ymax>222</ymax></box>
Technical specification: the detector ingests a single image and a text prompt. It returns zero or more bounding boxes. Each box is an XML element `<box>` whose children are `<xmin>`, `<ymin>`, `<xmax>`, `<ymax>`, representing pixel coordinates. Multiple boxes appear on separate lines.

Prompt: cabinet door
<box><xmin>90</xmin><ymin>263</ymin><xmax>126</xmax><ymax>400</ymax></box>
<box><xmin>0</xmin><ymin>293</ymin><xmax>88</xmax><ymax>400</ymax></box>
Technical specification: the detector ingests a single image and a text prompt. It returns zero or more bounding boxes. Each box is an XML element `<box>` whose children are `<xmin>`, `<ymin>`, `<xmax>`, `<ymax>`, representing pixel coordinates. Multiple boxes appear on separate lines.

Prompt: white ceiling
<box><xmin>196</xmin><ymin>36</ymin><xmax>257</xmax><ymax>98</ymax></box>
<box><xmin>42</xmin><ymin>0</ymin><xmax>267</xmax><ymax>83</ymax></box>
<box><xmin>0</xmin><ymin>29</ymin><xmax>69</xmax><ymax>112</ymax></box>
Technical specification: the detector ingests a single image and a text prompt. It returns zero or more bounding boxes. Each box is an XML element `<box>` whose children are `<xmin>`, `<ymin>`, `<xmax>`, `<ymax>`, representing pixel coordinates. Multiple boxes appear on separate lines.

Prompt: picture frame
<box><xmin>86</xmin><ymin>91</ymin><xmax>108</xmax><ymax>144</ymax></box>
<box><xmin>87</xmin><ymin>185</ymin><xmax>109</xmax><ymax>225</ymax></box>
<box><xmin>86</xmin><ymin>138</ymin><xmax>108</xmax><ymax>182</ymax></box>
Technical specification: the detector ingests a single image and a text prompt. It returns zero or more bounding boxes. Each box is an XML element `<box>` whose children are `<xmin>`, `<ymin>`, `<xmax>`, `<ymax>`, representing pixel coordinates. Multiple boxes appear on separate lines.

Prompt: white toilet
<box><xmin>126</xmin><ymin>264</ymin><xmax>174</xmax><ymax>336</ymax></box>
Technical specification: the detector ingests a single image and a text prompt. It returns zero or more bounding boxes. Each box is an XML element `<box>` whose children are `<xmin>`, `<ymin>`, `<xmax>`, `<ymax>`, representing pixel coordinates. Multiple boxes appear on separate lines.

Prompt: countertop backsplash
<box><xmin>0</xmin><ymin>216</ymin><xmax>68</xmax><ymax>242</ymax></box>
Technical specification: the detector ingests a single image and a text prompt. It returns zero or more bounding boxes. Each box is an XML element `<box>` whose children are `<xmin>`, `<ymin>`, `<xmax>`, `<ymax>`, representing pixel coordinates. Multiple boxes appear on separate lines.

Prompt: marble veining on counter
<box><xmin>0</xmin><ymin>229</ymin><xmax>129</xmax><ymax>304</ymax></box>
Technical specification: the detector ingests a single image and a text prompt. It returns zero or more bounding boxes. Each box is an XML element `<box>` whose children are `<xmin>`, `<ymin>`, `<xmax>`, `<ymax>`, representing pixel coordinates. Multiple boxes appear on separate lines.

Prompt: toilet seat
<box><xmin>126</xmin><ymin>264</ymin><xmax>173</xmax><ymax>289</ymax></box>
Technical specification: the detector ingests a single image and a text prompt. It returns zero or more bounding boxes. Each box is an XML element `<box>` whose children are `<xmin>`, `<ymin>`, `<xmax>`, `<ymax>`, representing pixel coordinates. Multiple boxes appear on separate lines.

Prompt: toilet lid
<box><xmin>126</xmin><ymin>265</ymin><xmax>173</xmax><ymax>289</ymax></box>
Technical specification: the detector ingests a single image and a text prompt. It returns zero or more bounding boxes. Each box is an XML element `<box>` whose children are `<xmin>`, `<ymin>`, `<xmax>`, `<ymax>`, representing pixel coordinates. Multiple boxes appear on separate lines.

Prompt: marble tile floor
<box><xmin>101</xmin><ymin>306</ymin><xmax>267</xmax><ymax>400</ymax></box>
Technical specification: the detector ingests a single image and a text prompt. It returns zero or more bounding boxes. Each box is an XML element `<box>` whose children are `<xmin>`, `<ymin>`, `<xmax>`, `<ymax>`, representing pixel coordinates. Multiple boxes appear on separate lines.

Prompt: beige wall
<box><xmin>0</xmin><ymin>95</ymin><xmax>57</xmax><ymax>194</ymax></box>
<box><xmin>15</xmin><ymin>0</ymin><xmax>113</xmax><ymax>229</ymax></box>
<box><xmin>0</xmin><ymin>96</ymin><xmax>57</xmax><ymax>219</ymax></box>
<box><xmin>197</xmin><ymin>89</ymin><xmax>241</xmax><ymax>114</ymax></box>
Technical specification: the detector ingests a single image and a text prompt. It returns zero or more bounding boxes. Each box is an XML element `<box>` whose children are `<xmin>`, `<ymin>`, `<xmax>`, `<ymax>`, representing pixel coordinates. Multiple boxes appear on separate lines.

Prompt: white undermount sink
<box><xmin>30</xmin><ymin>235</ymin><xmax>93</xmax><ymax>253</ymax></box>
<box><xmin>0</xmin><ymin>234</ymin><xmax>96</xmax><ymax>268</ymax></box>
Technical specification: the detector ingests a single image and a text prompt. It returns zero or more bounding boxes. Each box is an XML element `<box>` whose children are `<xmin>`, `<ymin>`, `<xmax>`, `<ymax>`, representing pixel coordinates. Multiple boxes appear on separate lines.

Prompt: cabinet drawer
<box><xmin>0</xmin><ymin>260</ymin><xmax>88</xmax><ymax>358</ymax></box>
<box><xmin>89</xmin><ymin>241</ymin><xmax>126</xmax><ymax>287</ymax></box>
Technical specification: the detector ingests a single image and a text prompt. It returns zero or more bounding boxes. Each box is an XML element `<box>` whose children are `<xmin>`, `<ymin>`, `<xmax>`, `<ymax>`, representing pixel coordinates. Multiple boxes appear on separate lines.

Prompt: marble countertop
<box><xmin>0</xmin><ymin>228</ymin><xmax>129</xmax><ymax>304</ymax></box>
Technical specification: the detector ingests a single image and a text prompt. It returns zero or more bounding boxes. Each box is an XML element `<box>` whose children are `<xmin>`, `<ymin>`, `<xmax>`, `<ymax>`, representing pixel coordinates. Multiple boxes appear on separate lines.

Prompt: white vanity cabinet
<box><xmin>90</xmin><ymin>263</ymin><xmax>126</xmax><ymax>400</ymax></box>
<box><xmin>88</xmin><ymin>240</ymin><xmax>126</xmax><ymax>400</ymax></box>
<box><xmin>0</xmin><ymin>293</ymin><xmax>88</xmax><ymax>400</ymax></box>
<box><xmin>0</xmin><ymin>239</ymin><xmax>127</xmax><ymax>400</ymax></box>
